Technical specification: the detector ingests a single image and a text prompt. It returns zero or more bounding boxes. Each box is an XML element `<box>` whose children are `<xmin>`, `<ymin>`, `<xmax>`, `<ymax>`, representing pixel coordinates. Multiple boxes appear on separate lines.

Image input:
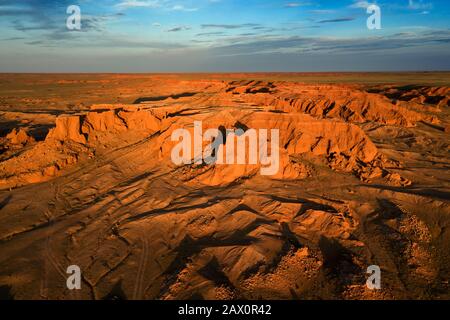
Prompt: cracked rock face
<box><xmin>0</xmin><ymin>74</ymin><xmax>449</xmax><ymax>300</ymax></box>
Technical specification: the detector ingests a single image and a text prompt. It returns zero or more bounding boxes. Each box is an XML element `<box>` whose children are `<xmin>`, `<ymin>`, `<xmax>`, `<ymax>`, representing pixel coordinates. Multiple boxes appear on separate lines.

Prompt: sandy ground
<box><xmin>0</xmin><ymin>73</ymin><xmax>449</xmax><ymax>300</ymax></box>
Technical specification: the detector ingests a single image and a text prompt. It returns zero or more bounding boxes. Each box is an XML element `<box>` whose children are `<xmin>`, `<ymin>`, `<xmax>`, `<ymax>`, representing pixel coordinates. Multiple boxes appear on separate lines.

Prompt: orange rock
<box><xmin>118</xmin><ymin>110</ymin><xmax>161</xmax><ymax>131</ymax></box>
<box><xmin>47</xmin><ymin>115</ymin><xmax>87</xmax><ymax>144</ymax></box>
<box><xmin>445</xmin><ymin>124</ymin><xmax>450</xmax><ymax>134</ymax></box>
<box><xmin>43</xmin><ymin>165</ymin><xmax>59</xmax><ymax>177</ymax></box>
<box><xmin>82</xmin><ymin>110</ymin><xmax>128</xmax><ymax>134</ymax></box>
<box><xmin>6</xmin><ymin>128</ymin><xmax>34</xmax><ymax>145</ymax></box>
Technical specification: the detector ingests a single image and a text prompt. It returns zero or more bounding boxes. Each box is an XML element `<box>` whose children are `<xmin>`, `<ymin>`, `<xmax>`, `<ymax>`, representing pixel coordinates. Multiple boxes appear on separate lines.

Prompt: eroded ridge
<box><xmin>0</xmin><ymin>77</ymin><xmax>449</xmax><ymax>300</ymax></box>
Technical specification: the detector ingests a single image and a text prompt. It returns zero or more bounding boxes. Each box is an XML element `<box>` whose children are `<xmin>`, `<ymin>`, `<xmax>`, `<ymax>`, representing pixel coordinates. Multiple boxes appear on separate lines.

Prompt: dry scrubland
<box><xmin>0</xmin><ymin>73</ymin><xmax>449</xmax><ymax>300</ymax></box>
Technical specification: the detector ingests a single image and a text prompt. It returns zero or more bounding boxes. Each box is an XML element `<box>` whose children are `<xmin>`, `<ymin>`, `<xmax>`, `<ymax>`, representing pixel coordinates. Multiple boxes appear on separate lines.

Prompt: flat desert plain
<box><xmin>0</xmin><ymin>73</ymin><xmax>449</xmax><ymax>300</ymax></box>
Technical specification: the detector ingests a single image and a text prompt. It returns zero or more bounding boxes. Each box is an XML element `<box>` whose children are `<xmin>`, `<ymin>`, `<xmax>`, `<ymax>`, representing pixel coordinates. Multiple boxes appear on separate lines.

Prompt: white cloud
<box><xmin>170</xmin><ymin>5</ymin><xmax>198</xmax><ymax>12</ymax></box>
<box><xmin>115</xmin><ymin>1</ymin><xmax>161</xmax><ymax>9</ymax></box>
<box><xmin>349</xmin><ymin>1</ymin><xmax>373</xmax><ymax>9</ymax></box>
<box><xmin>308</xmin><ymin>9</ymin><xmax>336</xmax><ymax>14</ymax></box>
<box><xmin>284</xmin><ymin>2</ymin><xmax>313</xmax><ymax>8</ymax></box>
<box><xmin>408</xmin><ymin>0</ymin><xmax>433</xmax><ymax>10</ymax></box>
<box><xmin>166</xmin><ymin>25</ymin><xmax>191</xmax><ymax>32</ymax></box>
<box><xmin>115</xmin><ymin>1</ymin><xmax>198</xmax><ymax>12</ymax></box>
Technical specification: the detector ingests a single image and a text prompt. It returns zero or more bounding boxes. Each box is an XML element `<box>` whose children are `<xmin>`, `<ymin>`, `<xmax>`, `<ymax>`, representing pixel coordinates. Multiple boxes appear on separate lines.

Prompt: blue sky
<box><xmin>0</xmin><ymin>0</ymin><xmax>449</xmax><ymax>71</ymax></box>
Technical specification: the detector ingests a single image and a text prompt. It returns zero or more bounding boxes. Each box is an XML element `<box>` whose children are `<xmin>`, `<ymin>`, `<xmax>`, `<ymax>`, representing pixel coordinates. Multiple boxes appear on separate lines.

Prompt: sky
<box><xmin>0</xmin><ymin>0</ymin><xmax>449</xmax><ymax>72</ymax></box>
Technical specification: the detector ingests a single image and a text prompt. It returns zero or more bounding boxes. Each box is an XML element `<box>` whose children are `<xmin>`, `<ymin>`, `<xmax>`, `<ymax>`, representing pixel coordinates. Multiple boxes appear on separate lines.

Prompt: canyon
<box><xmin>0</xmin><ymin>73</ymin><xmax>448</xmax><ymax>300</ymax></box>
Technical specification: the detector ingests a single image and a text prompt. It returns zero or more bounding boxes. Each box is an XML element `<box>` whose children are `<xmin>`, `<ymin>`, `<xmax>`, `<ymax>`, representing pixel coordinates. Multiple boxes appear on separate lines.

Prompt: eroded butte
<box><xmin>0</xmin><ymin>75</ymin><xmax>449</xmax><ymax>300</ymax></box>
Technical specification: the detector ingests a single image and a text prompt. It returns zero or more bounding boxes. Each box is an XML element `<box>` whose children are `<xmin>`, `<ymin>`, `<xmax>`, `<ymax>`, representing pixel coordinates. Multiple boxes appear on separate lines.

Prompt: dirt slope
<box><xmin>0</xmin><ymin>75</ymin><xmax>449</xmax><ymax>300</ymax></box>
